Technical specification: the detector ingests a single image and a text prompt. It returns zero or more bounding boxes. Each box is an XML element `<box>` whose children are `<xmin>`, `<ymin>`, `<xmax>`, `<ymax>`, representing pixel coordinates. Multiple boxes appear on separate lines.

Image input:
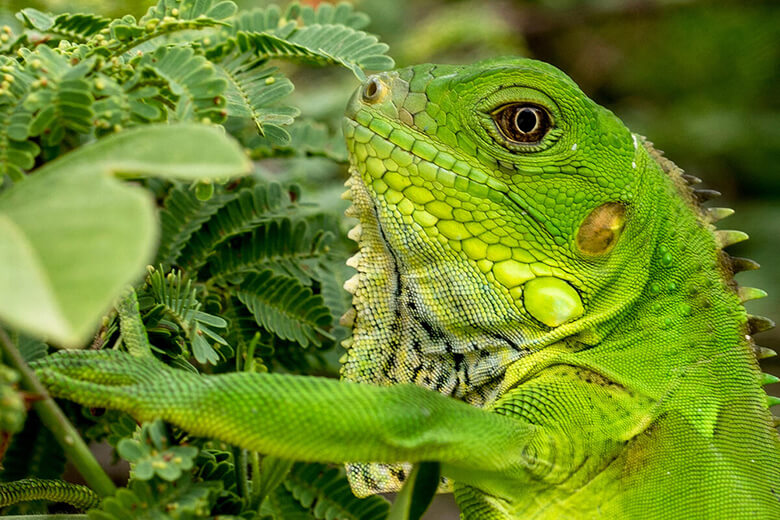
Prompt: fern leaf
<box><xmin>284</xmin><ymin>463</ymin><xmax>390</xmax><ymax>520</ymax></box>
<box><xmin>16</xmin><ymin>334</ymin><xmax>48</xmax><ymax>362</ymax></box>
<box><xmin>0</xmin><ymin>414</ymin><xmax>66</xmax><ymax>515</ymax></box>
<box><xmin>146</xmin><ymin>268</ymin><xmax>230</xmax><ymax>365</ymax></box>
<box><xmin>97</xmin><ymin>1</ymin><xmax>233</xmax><ymax>57</ymax></box>
<box><xmin>141</xmin><ymin>0</ymin><xmax>238</xmax><ymax>24</ymax></box>
<box><xmin>0</xmin><ymin>58</ymin><xmax>37</xmax><ymax>183</ymax></box>
<box><xmin>91</xmin><ymin>72</ymin><xmax>166</xmax><ymax>134</ymax></box>
<box><xmin>177</xmin><ymin>183</ymin><xmax>293</xmax><ymax>273</ymax></box>
<box><xmin>156</xmin><ymin>185</ymin><xmax>238</xmax><ymax>267</ymax></box>
<box><xmin>249</xmin><ymin>119</ymin><xmax>348</xmax><ymax>162</ymax></box>
<box><xmin>212</xmin><ymin>46</ymin><xmax>298</xmax><ymax>144</ymax></box>
<box><xmin>220</xmin><ymin>297</ymin><xmax>272</xmax><ymax>371</ymax></box>
<box><xmin>203</xmin><ymin>217</ymin><xmax>332</xmax><ymax>285</ymax></box>
<box><xmin>236</xmin><ymin>24</ymin><xmax>394</xmax><ymax>81</ymax></box>
<box><xmin>16</xmin><ymin>8</ymin><xmax>111</xmax><ymax>44</ymax></box>
<box><xmin>139</xmin><ymin>46</ymin><xmax>227</xmax><ymax>122</ymax></box>
<box><xmin>228</xmin><ymin>5</ymin><xmax>296</xmax><ymax>37</ymax></box>
<box><xmin>264</xmin><ymin>485</ymin><xmax>317</xmax><ymax>519</ymax></box>
<box><xmin>315</xmin><ymin>259</ymin><xmax>353</xmax><ymax>332</ymax></box>
<box><xmin>293</xmin><ymin>2</ymin><xmax>370</xmax><ymax>30</ymax></box>
<box><xmin>236</xmin><ymin>270</ymin><xmax>333</xmax><ymax>348</ymax></box>
<box><xmin>17</xmin><ymin>46</ymin><xmax>96</xmax><ymax>146</ymax></box>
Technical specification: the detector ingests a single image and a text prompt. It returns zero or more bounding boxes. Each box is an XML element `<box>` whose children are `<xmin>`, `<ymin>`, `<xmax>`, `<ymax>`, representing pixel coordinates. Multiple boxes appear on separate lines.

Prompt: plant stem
<box><xmin>233</xmin><ymin>446</ymin><xmax>250</xmax><ymax>500</ymax></box>
<box><xmin>0</xmin><ymin>329</ymin><xmax>117</xmax><ymax>497</ymax></box>
<box><xmin>249</xmin><ymin>451</ymin><xmax>262</xmax><ymax>509</ymax></box>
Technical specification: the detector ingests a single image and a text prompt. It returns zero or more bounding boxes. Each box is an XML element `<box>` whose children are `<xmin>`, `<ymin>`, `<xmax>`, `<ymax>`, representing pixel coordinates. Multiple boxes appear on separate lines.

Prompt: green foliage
<box><xmin>236</xmin><ymin>270</ymin><xmax>333</xmax><ymax>349</ymax></box>
<box><xmin>0</xmin><ymin>124</ymin><xmax>250</xmax><ymax>347</ymax></box>
<box><xmin>87</xmin><ymin>476</ymin><xmax>223</xmax><ymax>520</ymax></box>
<box><xmin>118</xmin><ymin>420</ymin><xmax>198</xmax><ymax>481</ymax></box>
<box><xmin>145</xmin><ymin>268</ymin><xmax>229</xmax><ymax>365</ymax></box>
<box><xmin>387</xmin><ymin>463</ymin><xmax>440</xmax><ymax>520</ymax></box>
<box><xmin>0</xmin><ymin>0</ymin><xmax>394</xmax><ymax>516</ymax></box>
<box><xmin>284</xmin><ymin>463</ymin><xmax>390</xmax><ymax>520</ymax></box>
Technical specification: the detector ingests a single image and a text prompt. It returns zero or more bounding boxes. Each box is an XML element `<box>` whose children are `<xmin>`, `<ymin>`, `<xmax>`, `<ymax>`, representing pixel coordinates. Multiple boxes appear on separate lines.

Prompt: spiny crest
<box><xmin>643</xmin><ymin>139</ymin><xmax>777</xmax><ymax>420</ymax></box>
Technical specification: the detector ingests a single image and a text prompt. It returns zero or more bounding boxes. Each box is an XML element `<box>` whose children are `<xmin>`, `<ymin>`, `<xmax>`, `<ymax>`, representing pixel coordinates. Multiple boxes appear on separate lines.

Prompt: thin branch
<box><xmin>0</xmin><ymin>329</ymin><xmax>116</xmax><ymax>497</ymax></box>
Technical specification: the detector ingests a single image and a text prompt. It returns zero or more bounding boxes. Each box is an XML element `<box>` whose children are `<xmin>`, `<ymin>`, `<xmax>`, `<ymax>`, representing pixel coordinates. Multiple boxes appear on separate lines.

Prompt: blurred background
<box><xmin>1</xmin><ymin>0</ymin><xmax>777</xmax><ymax>517</ymax></box>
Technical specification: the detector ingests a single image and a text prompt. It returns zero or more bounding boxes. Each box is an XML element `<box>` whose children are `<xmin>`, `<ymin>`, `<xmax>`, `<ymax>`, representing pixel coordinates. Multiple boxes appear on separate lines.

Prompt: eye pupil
<box><xmin>515</xmin><ymin>108</ymin><xmax>538</xmax><ymax>133</ymax></box>
<box><xmin>493</xmin><ymin>103</ymin><xmax>552</xmax><ymax>145</ymax></box>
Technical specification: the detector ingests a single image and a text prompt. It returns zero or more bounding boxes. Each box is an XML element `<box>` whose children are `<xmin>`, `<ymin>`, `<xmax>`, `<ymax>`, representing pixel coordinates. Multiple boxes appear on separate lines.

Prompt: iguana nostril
<box><xmin>362</xmin><ymin>77</ymin><xmax>384</xmax><ymax>104</ymax></box>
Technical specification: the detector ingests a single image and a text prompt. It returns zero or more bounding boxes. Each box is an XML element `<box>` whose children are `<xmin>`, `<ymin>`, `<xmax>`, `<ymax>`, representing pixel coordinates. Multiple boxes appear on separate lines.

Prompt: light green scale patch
<box><xmin>493</xmin><ymin>260</ymin><xmax>535</xmax><ymax>289</ymax></box>
<box><xmin>523</xmin><ymin>277</ymin><xmax>584</xmax><ymax>327</ymax></box>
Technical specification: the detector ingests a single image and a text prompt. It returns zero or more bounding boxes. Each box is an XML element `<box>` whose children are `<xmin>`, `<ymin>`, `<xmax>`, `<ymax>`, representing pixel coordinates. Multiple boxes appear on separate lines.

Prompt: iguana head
<box><xmin>340</xmin><ymin>57</ymin><xmax>661</xmax><ymax>407</ymax></box>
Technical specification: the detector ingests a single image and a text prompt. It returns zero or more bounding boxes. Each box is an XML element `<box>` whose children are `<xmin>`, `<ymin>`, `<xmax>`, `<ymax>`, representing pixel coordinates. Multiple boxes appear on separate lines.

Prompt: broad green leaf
<box><xmin>0</xmin><ymin>124</ymin><xmax>251</xmax><ymax>347</ymax></box>
<box><xmin>388</xmin><ymin>462</ymin><xmax>440</xmax><ymax>520</ymax></box>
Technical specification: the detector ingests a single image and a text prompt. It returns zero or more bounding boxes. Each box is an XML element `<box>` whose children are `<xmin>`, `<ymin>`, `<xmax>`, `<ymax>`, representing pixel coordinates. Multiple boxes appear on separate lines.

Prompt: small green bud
<box><xmin>265</xmin><ymin>77</ymin><xmax>276</xmax><ymax>85</ymax></box>
<box><xmin>171</xmin><ymin>8</ymin><xmax>179</xmax><ymax>16</ymax></box>
<box><xmin>194</xmin><ymin>180</ymin><xmax>214</xmax><ymax>201</ymax></box>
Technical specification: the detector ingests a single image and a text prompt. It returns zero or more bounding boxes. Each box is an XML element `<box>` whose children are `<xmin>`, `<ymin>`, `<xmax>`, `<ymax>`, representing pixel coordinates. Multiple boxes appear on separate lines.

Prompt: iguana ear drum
<box><xmin>576</xmin><ymin>202</ymin><xmax>626</xmax><ymax>256</ymax></box>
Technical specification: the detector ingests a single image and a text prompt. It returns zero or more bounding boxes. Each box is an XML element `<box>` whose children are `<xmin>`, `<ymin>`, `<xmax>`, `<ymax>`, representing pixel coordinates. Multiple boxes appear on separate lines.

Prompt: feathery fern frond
<box><xmin>0</xmin><ymin>58</ymin><xmax>37</xmax><ymax>183</ymax></box>
<box><xmin>16</xmin><ymin>8</ymin><xmax>111</xmax><ymax>44</ymax></box>
<box><xmin>314</xmin><ymin>259</ymin><xmax>353</xmax><ymax>332</ymax></box>
<box><xmin>177</xmin><ymin>183</ymin><xmax>294</xmax><ymax>273</ymax></box>
<box><xmin>100</xmin><ymin>0</ymin><xmax>234</xmax><ymax>58</ymax></box>
<box><xmin>19</xmin><ymin>46</ymin><xmax>96</xmax><ymax>147</ymax></box>
<box><xmin>212</xmin><ymin>46</ymin><xmax>298</xmax><ymax>144</ymax></box>
<box><xmin>235</xmin><ymin>26</ymin><xmax>393</xmax><ymax>81</ymax></box>
<box><xmin>156</xmin><ymin>185</ymin><xmax>239</xmax><ymax>267</ymax></box>
<box><xmin>236</xmin><ymin>270</ymin><xmax>333</xmax><ymax>348</ymax></box>
<box><xmin>264</xmin><ymin>485</ymin><xmax>317</xmax><ymax>519</ymax></box>
<box><xmin>220</xmin><ymin>298</ymin><xmax>272</xmax><ymax>372</ymax></box>
<box><xmin>294</xmin><ymin>2</ymin><xmax>371</xmax><ymax>30</ymax></box>
<box><xmin>247</xmin><ymin>119</ymin><xmax>348</xmax><ymax>162</ymax></box>
<box><xmin>284</xmin><ymin>463</ymin><xmax>390</xmax><ymax>520</ymax></box>
<box><xmin>0</xmin><ymin>414</ymin><xmax>66</xmax><ymax>514</ymax></box>
<box><xmin>204</xmin><ymin>217</ymin><xmax>332</xmax><ymax>285</ymax></box>
<box><xmin>140</xmin><ymin>0</ymin><xmax>238</xmax><ymax>23</ymax></box>
<box><xmin>147</xmin><ymin>268</ymin><xmax>229</xmax><ymax>365</ymax></box>
<box><xmin>87</xmin><ymin>476</ymin><xmax>222</xmax><ymax>520</ymax></box>
<box><xmin>226</xmin><ymin>5</ymin><xmax>296</xmax><ymax>37</ymax></box>
<box><xmin>138</xmin><ymin>46</ymin><xmax>227</xmax><ymax>122</ymax></box>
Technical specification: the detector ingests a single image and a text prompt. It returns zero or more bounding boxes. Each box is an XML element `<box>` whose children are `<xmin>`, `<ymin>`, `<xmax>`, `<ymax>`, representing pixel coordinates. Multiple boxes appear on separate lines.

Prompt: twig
<box><xmin>0</xmin><ymin>329</ymin><xmax>117</xmax><ymax>497</ymax></box>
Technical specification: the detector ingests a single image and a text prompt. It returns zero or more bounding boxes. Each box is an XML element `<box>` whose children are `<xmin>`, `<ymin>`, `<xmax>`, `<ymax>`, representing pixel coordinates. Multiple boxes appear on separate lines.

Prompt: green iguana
<box><xmin>32</xmin><ymin>57</ymin><xmax>780</xmax><ymax>519</ymax></box>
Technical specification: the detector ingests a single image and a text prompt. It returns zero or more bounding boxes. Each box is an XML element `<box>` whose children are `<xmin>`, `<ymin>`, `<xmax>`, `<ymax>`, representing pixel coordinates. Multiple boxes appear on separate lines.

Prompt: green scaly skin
<box><xmin>31</xmin><ymin>58</ymin><xmax>779</xmax><ymax>519</ymax></box>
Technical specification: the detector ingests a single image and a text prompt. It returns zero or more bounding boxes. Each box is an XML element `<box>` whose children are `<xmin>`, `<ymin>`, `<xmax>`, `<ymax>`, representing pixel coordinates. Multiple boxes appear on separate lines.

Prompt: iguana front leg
<box><xmin>32</xmin><ymin>351</ymin><xmax>551</xmax><ymax>490</ymax></box>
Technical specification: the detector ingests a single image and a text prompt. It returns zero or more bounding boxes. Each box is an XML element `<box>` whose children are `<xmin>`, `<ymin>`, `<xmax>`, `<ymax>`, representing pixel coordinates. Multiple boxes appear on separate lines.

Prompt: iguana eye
<box><xmin>493</xmin><ymin>103</ymin><xmax>552</xmax><ymax>144</ymax></box>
